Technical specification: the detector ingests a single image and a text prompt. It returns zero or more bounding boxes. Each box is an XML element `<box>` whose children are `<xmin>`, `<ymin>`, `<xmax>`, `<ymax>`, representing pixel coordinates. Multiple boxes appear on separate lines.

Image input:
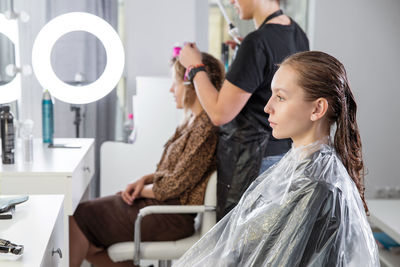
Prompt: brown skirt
<box><xmin>73</xmin><ymin>194</ymin><xmax>196</xmax><ymax>248</ymax></box>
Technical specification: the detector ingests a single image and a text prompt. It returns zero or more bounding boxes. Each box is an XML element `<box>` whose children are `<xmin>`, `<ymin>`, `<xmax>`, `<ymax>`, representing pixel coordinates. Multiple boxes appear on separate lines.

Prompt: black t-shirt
<box><xmin>224</xmin><ymin>18</ymin><xmax>309</xmax><ymax>155</ymax></box>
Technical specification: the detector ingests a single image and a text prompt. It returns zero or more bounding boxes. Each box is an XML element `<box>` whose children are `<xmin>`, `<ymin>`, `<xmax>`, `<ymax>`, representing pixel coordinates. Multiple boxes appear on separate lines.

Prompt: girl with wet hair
<box><xmin>280</xmin><ymin>51</ymin><xmax>367</xmax><ymax>212</ymax></box>
<box><xmin>174</xmin><ymin>51</ymin><xmax>379</xmax><ymax>267</ymax></box>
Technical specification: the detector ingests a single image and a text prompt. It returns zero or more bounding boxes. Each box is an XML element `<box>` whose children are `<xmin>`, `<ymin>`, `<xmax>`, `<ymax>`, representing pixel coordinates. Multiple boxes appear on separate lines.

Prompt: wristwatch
<box><xmin>188</xmin><ymin>65</ymin><xmax>206</xmax><ymax>83</ymax></box>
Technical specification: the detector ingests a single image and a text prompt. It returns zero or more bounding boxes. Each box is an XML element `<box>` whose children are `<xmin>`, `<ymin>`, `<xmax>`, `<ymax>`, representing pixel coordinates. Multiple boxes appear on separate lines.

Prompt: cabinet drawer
<box><xmin>41</xmin><ymin>202</ymin><xmax>64</xmax><ymax>267</ymax></box>
<box><xmin>71</xmin><ymin>144</ymin><xmax>95</xmax><ymax>212</ymax></box>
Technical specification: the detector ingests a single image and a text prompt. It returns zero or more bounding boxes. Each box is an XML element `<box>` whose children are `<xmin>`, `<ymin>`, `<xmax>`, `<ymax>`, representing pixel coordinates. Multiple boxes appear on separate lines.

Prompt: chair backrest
<box><xmin>100</xmin><ymin>76</ymin><xmax>183</xmax><ymax>197</ymax></box>
<box><xmin>200</xmin><ymin>171</ymin><xmax>217</xmax><ymax>236</ymax></box>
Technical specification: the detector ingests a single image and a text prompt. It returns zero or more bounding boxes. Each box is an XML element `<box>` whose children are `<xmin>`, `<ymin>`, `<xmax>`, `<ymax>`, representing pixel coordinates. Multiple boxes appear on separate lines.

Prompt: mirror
<box><xmin>0</xmin><ymin>10</ymin><xmax>21</xmax><ymax>105</ymax></box>
<box><xmin>51</xmin><ymin>31</ymin><xmax>106</xmax><ymax>85</ymax></box>
<box><xmin>0</xmin><ymin>32</ymin><xmax>16</xmax><ymax>85</ymax></box>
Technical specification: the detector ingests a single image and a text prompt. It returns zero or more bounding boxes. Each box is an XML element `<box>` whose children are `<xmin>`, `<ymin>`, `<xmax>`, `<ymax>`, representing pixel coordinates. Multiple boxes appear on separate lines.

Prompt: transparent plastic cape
<box><xmin>174</xmin><ymin>138</ymin><xmax>379</xmax><ymax>267</ymax></box>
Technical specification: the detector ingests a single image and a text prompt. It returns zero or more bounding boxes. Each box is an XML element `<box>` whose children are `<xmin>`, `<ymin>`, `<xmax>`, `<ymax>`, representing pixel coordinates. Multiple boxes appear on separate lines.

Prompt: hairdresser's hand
<box><xmin>179</xmin><ymin>43</ymin><xmax>202</xmax><ymax>68</ymax></box>
<box><xmin>225</xmin><ymin>38</ymin><xmax>243</xmax><ymax>50</ymax></box>
<box><xmin>121</xmin><ymin>179</ymin><xmax>145</xmax><ymax>205</ymax></box>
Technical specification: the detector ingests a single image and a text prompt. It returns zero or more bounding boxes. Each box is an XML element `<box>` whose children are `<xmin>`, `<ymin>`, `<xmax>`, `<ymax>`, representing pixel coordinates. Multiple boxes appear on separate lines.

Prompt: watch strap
<box><xmin>188</xmin><ymin>66</ymin><xmax>206</xmax><ymax>82</ymax></box>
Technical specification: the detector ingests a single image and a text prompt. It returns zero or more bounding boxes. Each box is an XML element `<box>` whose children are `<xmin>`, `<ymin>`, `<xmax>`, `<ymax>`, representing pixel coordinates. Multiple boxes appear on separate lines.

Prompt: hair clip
<box><xmin>171</xmin><ymin>44</ymin><xmax>194</xmax><ymax>84</ymax></box>
<box><xmin>0</xmin><ymin>238</ymin><xmax>24</xmax><ymax>255</ymax></box>
<box><xmin>172</xmin><ymin>46</ymin><xmax>182</xmax><ymax>59</ymax></box>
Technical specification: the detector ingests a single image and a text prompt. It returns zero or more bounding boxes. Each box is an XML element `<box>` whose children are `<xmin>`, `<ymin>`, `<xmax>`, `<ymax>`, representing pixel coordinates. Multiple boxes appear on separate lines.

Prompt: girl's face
<box><xmin>170</xmin><ymin>69</ymin><xmax>185</xmax><ymax>109</ymax></box>
<box><xmin>264</xmin><ymin>65</ymin><xmax>316</xmax><ymax>144</ymax></box>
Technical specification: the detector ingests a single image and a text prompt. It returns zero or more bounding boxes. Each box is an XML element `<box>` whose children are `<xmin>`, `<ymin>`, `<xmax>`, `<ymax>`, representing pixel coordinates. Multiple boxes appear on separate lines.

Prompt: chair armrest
<box><xmin>133</xmin><ymin>204</ymin><xmax>216</xmax><ymax>265</ymax></box>
<box><xmin>138</xmin><ymin>205</ymin><xmax>215</xmax><ymax>216</ymax></box>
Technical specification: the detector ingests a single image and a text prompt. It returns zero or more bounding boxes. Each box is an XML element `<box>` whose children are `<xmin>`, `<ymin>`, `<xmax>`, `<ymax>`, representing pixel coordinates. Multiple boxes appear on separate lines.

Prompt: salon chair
<box><xmin>107</xmin><ymin>171</ymin><xmax>217</xmax><ymax>267</ymax></box>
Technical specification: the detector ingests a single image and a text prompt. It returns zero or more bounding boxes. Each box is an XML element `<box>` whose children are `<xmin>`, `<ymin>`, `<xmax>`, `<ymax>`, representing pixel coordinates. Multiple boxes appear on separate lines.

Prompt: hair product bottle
<box><xmin>0</xmin><ymin>105</ymin><xmax>15</xmax><ymax>164</ymax></box>
<box><xmin>221</xmin><ymin>43</ymin><xmax>229</xmax><ymax>72</ymax></box>
<box><xmin>42</xmin><ymin>90</ymin><xmax>54</xmax><ymax>144</ymax></box>
<box><xmin>21</xmin><ymin>119</ymin><xmax>34</xmax><ymax>163</ymax></box>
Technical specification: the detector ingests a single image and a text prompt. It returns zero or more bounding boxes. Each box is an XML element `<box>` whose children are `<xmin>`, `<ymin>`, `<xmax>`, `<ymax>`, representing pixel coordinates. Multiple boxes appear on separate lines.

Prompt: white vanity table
<box><xmin>0</xmin><ymin>138</ymin><xmax>95</xmax><ymax>267</ymax></box>
<box><xmin>368</xmin><ymin>199</ymin><xmax>400</xmax><ymax>267</ymax></box>
<box><xmin>0</xmin><ymin>195</ymin><xmax>64</xmax><ymax>266</ymax></box>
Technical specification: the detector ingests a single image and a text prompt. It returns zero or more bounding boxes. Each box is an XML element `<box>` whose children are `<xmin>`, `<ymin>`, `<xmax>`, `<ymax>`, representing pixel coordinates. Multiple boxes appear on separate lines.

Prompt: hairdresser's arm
<box><xmin>179</xmin><ymin>43</ymin><xmax>251</xmax><ymax>126</ymax></box>
<box><xmin>193</xmin><ymin>73</ymin><xmax>251</xmax><ymax>126</ymax></box>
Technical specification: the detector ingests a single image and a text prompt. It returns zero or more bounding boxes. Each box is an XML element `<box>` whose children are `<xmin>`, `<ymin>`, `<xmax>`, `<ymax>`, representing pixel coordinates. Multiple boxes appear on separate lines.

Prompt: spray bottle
<box><xmin>127</xmin><ymin>113</ymin><xmax>137</xmax><ymax>144</ymax></box>
<box><xmin>216</xmin><ymin>0</ymin><xmax>242</xmax><ymax>45</ymax></box>
<box><xmin>221</xmin><ymin>43</ymin><xmax>230</xmax><ymax>72</ymax></box>
<box><xmin>0</xmin><ymin>105</ymin><xmax>15</xmax><ymax>164</ymax></box>
<box><xmin>42</xmin><ymin>90</ymin><xmax>54</xmax><ymax>144</ymax></box>
<box><xmin>20</xmin><ymin>119</ymin><xmax>34</xmax><ymax>163</ymax></box>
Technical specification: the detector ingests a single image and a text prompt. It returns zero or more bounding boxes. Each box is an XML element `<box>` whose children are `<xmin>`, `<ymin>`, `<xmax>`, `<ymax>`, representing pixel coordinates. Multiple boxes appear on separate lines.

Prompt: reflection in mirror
<box><xmin>208</xmin><ymin>0</ymin><xmax>309</xmax><ymax>60</ymax></box>
<box><xmin>0</xmin><ymin>1</ymin><xmax>20</xmax><ymax>113</ymax></box>
<box><xmin>0</xmin><ymin>32</ymin><xmax>16</xmax><ymax>85</ymax></box>
<box><xmin>50</xmin><ymin>31</ymin><xmax>106</xmax><ymax>86</ymax></box>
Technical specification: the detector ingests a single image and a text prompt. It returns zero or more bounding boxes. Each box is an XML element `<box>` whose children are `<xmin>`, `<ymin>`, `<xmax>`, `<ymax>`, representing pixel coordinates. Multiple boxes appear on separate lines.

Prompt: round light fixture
<box><xmin>32</xmin><ymin>12</ymin><xmax>125</xmax><ymax>104</ymax></box>
<box><xmin>0</xmin><ymin>13</ymin><xmax>21</xmax><ymax>104</ymax></box>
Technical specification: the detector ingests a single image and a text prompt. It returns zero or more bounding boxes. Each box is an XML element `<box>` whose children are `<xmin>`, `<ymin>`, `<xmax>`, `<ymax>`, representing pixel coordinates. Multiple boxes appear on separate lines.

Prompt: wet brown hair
<box><xmin>281</xmin><ymin>51</ymin><xmax>367</xmax><ymax>213</ymax></box>
<box><xmin>172</xmin><ymin>52</ymin><xmax>225</xmax><ymax>110</ymax></box>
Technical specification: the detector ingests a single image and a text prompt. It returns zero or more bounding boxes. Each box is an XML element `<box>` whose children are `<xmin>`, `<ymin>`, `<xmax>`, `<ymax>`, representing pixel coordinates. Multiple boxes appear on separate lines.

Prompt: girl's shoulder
<box><xmin>189</xmin><ymin>111</ymin><xmax>217</xmax><ymax>133</ymax></box>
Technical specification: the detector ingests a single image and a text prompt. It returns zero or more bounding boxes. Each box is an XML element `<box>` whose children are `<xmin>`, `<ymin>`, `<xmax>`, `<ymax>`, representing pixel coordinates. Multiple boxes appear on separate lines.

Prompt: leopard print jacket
<box><xmin>152</xmin><ymin>111</ymin><xmax>217</xmax><ymax>205</ymax></box>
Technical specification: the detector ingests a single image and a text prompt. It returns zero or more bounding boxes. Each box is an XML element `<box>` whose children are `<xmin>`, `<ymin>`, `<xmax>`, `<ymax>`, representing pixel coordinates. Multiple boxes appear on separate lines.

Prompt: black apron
<box><xmin>217</xmin><ymin>9</ymin><xmax>285</xmax><ymax>220</ymax></box>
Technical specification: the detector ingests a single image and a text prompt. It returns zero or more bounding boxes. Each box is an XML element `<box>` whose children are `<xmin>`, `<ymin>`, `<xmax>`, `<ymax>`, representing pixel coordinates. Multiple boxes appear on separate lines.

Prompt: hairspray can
<box><xmin>0</xmin><ymin>105</ymin><xmax>15</xmax><ymax>164</ymax></box>
<box><xmin>221</xmin><ymin>43</ymin><xmax>229</xmax><ymax>72</ymax></box>
<box><xmin>42</xmin><ymin>90</ymin><xmax>54</xmax><ymax>144</ymax></box>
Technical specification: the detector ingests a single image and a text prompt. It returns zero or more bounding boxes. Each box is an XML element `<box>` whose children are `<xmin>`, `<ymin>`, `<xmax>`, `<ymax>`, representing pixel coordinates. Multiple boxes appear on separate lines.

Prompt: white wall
<box><xmin>124</xmin><ymin>0</ymin><xmax>209</xmax><ymax>100</ymax></box>
<box><xmin>309</xmin><ymin>0</ymin><xmax>400</xmax><ymax>197</ymax></box>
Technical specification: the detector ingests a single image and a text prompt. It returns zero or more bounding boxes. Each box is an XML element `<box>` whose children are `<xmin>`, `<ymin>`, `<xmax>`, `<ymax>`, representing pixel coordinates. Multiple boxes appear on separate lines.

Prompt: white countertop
<box><xmin>0</xmin><ymin>195</ymin><xmax>64</xmax><ymax>266</ymax></box>
<box><xmin>368</xmin><ymin>199</ymin><xmax>400</xmax><ymax>244</ymax></box>
<box><xmin>0</xmin><ymin>138</ymin><xmax>94</xmax><ymax>176</ymax></box>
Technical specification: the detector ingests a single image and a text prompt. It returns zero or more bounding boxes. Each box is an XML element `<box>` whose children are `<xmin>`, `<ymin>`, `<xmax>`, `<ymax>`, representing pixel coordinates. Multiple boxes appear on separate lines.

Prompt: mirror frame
<box><xmin>0</xmin><ymin>13</ymin><xmax>21</xmax><ymax>104</ymax></box>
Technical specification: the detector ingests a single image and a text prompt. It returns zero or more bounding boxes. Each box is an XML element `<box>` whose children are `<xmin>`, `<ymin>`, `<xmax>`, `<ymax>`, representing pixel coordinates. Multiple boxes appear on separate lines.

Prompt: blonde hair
<box><xmin>171</xmin><ymin>52</ymin><xmax>225</xmax><ymax>113</ymax></box>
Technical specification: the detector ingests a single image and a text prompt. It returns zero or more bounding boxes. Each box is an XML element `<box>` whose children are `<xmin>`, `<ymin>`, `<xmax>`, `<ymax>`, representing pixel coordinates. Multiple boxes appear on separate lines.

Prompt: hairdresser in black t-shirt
<box><xmin>179</xmin><ymin>0</ymin><xmax>309</xmax><ymax>220</ymax></box>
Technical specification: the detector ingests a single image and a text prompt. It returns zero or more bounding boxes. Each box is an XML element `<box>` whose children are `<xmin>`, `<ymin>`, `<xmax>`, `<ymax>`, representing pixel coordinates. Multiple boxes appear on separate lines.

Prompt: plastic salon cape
<box><xmin>174</xmin><ymin>139</ymin><xmax>379</xmax><ymax>267</ymax></box>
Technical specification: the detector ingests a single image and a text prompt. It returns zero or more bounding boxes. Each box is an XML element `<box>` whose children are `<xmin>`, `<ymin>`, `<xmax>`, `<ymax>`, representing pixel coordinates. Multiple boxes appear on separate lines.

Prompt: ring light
<box><xmin>32</xmin><ymin>12</ymin><xmax>125</xmax><ymax>104</ymax></box>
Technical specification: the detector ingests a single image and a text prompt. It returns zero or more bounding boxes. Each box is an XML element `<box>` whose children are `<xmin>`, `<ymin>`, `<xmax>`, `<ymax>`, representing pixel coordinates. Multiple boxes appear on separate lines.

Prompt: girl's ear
<box><xmin>310</xmin><ymin>98</ymin><xmax>328</xmax><ymax>121</ymax></box>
